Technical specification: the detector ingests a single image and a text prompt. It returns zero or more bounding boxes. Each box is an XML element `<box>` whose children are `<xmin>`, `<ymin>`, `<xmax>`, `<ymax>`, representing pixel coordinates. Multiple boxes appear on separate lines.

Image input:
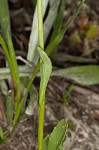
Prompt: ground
<box><xmin>0</xmin><ymin>0</ymin><xmax>99</xmax><ymax>150</ymax></box>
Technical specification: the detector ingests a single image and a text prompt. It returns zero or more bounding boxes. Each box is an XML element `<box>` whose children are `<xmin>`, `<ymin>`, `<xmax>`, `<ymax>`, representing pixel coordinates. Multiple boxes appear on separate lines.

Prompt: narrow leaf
<box><xmin>0</xmin><ymin>126</ymin><xmax>4</xmax><ymax>139</ymax></box>
<box><xmin>48</xmin><ymin>119</ymin><xmax>68</xmax><ymax>150</ymax></box>
<box><xmin>38</xmin><ymin>47</ymin><xmax>52</xmax><ymax>104</ymax></box>
<box><xmin>45</xmin><ymin>0</ymin><xmax>85</xmax><ymax>55</ymax></box>
<box><xmin>27</xmin><ymin>0</ymin><xmax>49</xmax><ymax>63</ymax></box>
<box><xmin>0</xmin><ymin>0</ymin><xmax>11</xmax><ymax>43</ymax></box>
<box><xmin>7</xmin><ymin>34</ymin><xmax>21</xmax><ymax>107</ymax></box>
<box><xmin>51</xmin><ymin>0</ymin><xmax>65</xmax><ymax>41</ymax></box>
<box><xmin>52</xmin><ymin>65</ymin><xmax>99</xmax><ymax>85</ymax></box>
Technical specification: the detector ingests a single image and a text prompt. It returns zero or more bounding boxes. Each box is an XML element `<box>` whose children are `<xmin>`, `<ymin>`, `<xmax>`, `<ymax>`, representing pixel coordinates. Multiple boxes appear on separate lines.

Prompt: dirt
<box><xmin>0</xmin><ymin>0</ymin><xmax>99</xmax><ymax>150</ymax></box>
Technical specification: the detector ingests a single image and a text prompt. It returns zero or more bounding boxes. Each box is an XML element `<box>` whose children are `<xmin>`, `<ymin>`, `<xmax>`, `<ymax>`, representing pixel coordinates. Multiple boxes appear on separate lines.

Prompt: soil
<box><xmin>0</xmin><ymin>0</ymin><xmax>99</xmax><ymax>150</ymax></box>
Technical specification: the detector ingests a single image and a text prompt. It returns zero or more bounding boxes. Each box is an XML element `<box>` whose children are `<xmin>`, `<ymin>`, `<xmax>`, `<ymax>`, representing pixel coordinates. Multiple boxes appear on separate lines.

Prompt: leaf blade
<box><xmin>52</xmin><ymin>65</ymin><xmax>99</xmax><ymax>85</ymax></box>
<box><xmin>38</xmin><ymin>47</ymin><xmax>52</xmax><ymax>104</ymax></box>
<box><xmin>48</xmin><ymin>119</ymin><xmax>68</xmax><ymax>150</ymax></box>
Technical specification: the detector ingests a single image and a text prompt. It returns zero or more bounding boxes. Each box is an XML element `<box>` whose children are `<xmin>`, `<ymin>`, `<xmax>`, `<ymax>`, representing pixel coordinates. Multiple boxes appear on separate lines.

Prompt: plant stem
<box><xmin>37</xmin><ymin>0</ymin><xmax>44</xmax><ymax>50</ymax></box>
<box><xmin>38</xmin><ymin>98</ymin><xmax>45</xmax><ymax>150</ymax></box>
<box><xmin>37</xmin><ymin>0</ymin><xmax>45</xmax><ymax>150</ymax></box>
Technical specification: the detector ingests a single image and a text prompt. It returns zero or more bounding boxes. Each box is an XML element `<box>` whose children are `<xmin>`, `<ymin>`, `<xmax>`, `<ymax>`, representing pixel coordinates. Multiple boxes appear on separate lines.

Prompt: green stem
<box><xmin>37</xmin><ymin>0</ymin><xmax>45</xmax><ymax>150</ymax></box>
<box><xmin>37</xmin><ymin>0</ymin><xmax>44</xmax><ymax>50</ymax></box>
<box><xmin>38</xmin><ymin>98</ymin><xmax>45</xmax><ymax>150</ymax></box>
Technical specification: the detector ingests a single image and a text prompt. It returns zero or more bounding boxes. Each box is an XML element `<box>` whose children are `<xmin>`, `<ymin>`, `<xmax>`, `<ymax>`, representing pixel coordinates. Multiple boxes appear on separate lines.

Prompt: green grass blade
<box><xmin>0</xmin><ymin>34</ymin><xmax>21</xmax><ymax>108</ymax></box>
<box><xmin>52</xmin><ymin>65</ymin><xmax>99</xmax><ymax>85</ymax></box>
<box><xmin>27</xmin><ymin>0</ymin><xmax>49</xmax><ymax>63</ymax></box>
<box><xmin>45</xmin><ymin>0</ymin><xmax>85</xmax><ymax>55</ymax></box>
<box><xmin>0</xmin><ymin>35</ymin><xmax>16</xmax><ymax>83</ymax></box>
<box><xmin>7</xmin><ymin>34</ymin><xmax>21</xmax><ymax>107</ymax></box>
<box><xmin>44</xmin><ymin>0</ymin><xmax>60</xmax><ymax>41</ymax></box>
<box><xmin>0</xmin><ymin>0</ymin><xmax>21</xmax><ymax>106</ymax></box>
<box><xmin>0</xmin><ymin>0</ymin><xmax>11</xmax><ymax>44</ymax></box>
<box><xmin>51</xmin><ymin>0</ymin><xmax>65</xmax><ymax>41</ymax></box>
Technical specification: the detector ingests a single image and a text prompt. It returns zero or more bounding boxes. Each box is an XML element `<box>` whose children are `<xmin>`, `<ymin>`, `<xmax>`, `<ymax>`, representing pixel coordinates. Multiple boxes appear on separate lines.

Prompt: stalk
<box><xmin>37</xmin><ymin>0</ymin><xmax>45</xmax><ymax>150</ymax></box>
<box><xmin>37</xmin><ymin>0</ymin><xmax>44</xmax><ymax>50</ymax></box>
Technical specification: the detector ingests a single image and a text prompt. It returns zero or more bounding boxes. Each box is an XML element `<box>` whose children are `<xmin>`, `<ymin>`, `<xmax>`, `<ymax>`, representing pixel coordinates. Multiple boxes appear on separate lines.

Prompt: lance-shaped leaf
<box><xmin>27</xmin><ymin>0</ymin><xmax>60</xmax><ymax>65</ymax></box>
<box><xmin>48</xmin><ymin>119</ymin><xmax>68</xmax><ymax>150</ymax></box>
<box><xmin>43</xmin><ymin>135</ymin><xmax>65</xmax><ymax>150</ymax></box>
<box><xmin>52</xmin><ymin>65</ymin><xmax>99</xmax><ymax>85</ymax></box>
<box><xmin>45</xmin><ymin>0</ymin><xmax>85</xmax><ymax>55</ymax></box>
<box><xmin>27</xmin><ymin>0</ymin><xmax>49</xmax><ymax>63</ymax></box>
<box><xmin>38</xmin><ymin>47</ymin><xmax>52</xmax><ymax>104</ymax></box>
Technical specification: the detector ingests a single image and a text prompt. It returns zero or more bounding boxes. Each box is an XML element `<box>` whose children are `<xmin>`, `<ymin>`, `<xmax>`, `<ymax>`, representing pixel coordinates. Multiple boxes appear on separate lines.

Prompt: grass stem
<box><xmin>37</xmin><ymin>0</ymin><xmax>45</xmax><ymax>150</ymax></box>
